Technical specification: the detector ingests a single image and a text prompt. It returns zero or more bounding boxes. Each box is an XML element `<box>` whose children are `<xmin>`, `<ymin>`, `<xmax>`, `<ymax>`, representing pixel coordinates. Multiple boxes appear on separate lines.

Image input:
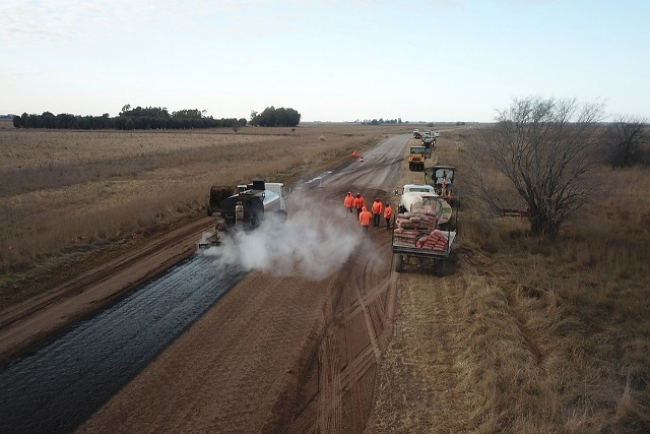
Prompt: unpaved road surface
<box><xmin>0</xmin><ymin>135</ymin><xmax>409</xmax><ymax>433</ymax></box>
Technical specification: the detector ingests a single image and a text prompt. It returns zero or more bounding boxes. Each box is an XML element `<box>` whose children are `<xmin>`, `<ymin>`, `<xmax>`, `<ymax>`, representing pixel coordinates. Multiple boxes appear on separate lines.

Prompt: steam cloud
<box><xmin>202</xmin><ymin>195</ymin><xmax>365</xmax><ymax>281</ymax></box>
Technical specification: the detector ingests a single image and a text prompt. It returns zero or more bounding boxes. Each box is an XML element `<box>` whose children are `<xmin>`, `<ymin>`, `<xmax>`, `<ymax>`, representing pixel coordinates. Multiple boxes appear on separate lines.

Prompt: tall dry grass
<box><xmin>0</xmin><ymin>124</ymin><xmax>405</xmax><ymax>305</ymax></box>
<box><xmin>375</xmin><ymin>127</ymin><xmax>650</xmax><ymax>433</ymax></box>
<box><xmin>457</xmin><ymin>129</ymin><xmax>650</xmax><ymax>433</ymax></box>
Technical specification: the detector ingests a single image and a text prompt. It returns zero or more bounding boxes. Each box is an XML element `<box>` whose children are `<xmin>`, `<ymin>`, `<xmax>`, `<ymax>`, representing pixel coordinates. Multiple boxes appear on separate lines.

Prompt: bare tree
<box><xmin>469</xmin><ymin>96</ymin><xmax>605</xmax><ymax>236</ymax></box>
<box><xmin>603</xmin><ymin>116</ymin><xmax>649</xmax><ymax>168</ymax></box>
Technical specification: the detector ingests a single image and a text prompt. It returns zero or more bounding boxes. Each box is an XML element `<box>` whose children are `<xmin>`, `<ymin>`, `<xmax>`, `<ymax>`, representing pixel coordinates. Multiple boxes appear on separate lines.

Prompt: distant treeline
<box><xmin>11</xmin><ymin>105</ymin><xmax>248</xmax><ymax>130</ymax></box>
<box><xmin>249</xmin><ymin>106</ymin><xmax>301</xmax><ymax>127</ymax></box>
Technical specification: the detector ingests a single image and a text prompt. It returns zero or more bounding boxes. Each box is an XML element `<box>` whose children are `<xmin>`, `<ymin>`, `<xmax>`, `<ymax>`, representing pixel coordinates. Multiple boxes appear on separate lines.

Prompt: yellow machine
<box><xmin>408</xmin><ymin>146</ymin><xmax>426</xmax><ymax>171</ymax></box>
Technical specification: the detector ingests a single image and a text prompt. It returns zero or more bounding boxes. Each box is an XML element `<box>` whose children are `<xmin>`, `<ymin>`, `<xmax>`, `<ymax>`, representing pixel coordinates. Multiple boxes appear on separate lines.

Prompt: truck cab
<box><xmin>408</xmin><ymin>146</ymin><xmax>426</xmax><ymax>171</ymax></box>
<box><xmin>397</xmin><ymin>184</ymin><xmax>452</xmax><ymax>226</ymax></box>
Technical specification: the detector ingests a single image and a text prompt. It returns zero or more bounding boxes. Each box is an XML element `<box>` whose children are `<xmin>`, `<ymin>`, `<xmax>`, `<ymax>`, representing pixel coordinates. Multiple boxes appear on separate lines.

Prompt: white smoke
<box><xmin>201</xmin><ymin>195</ymin><xmax>365</xmax><ymax>281</ymax></box>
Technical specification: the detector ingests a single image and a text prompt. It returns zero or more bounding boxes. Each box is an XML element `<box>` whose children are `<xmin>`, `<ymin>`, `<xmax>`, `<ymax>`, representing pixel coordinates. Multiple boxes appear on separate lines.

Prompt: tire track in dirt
<box><xmin>75</xmin><ymin>134</ymin><xmax>409</xmax><ymax>434</ymax></box>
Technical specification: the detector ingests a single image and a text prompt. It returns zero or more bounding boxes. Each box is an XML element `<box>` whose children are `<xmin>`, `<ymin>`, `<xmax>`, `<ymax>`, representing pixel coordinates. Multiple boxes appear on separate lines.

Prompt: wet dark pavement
<box><xmin>0</xmin><ymin>254</ymin><xmax>243</xmax><ymax>434</ymax></box>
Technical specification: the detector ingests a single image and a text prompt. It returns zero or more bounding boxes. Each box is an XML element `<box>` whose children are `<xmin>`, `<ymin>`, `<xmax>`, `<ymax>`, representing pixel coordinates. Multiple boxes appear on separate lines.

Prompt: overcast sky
<box><xmin>1</xmin><ymin>0</ymin><xmax>648</xmax><ymax>122</ymax></box>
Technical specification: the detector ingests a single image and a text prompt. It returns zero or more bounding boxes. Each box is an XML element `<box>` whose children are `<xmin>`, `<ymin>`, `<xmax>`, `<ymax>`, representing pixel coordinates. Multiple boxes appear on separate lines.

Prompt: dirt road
<box><xmin>1</xmin><ymin>135</ymin><xmax>409</xmax><ymax>433</ymax></box>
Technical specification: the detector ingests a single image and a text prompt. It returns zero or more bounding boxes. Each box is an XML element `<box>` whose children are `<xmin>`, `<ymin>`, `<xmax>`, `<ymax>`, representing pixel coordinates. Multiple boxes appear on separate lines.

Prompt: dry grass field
<box><xmin>372</xmin><ymin>128</ymin><xmax>650</xmax><ymax>433</ymax></box>
<box><xmin>0</xmin><ymin>123</ymin><xmax>406</xmax><ymax>306</ymax></box>
<box><xmin>3</xmin><ymin>121</ymin><xmax>649</xmax><ymax>433</ymax></box>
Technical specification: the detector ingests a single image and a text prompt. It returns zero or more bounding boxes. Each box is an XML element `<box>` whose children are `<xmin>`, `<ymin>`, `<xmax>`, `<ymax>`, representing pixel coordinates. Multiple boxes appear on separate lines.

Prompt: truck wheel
<box><xmin>395</xmin><ymin>254</ymin><xmax>403</xmax><ymax>273</ymax></box>
<box><xmin>436</xmin><ymin>259</ymin><xmax>446</xmax><ymax>277</ymax></box>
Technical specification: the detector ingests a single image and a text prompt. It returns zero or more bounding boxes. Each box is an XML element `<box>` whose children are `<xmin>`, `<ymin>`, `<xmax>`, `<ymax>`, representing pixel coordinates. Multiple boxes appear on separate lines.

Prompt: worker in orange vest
<box><xmin>353</xmin><ymin>193</ymin><xmax>365</xmax><ymax>217</ymax></box>
<box><xmin>343</xmin><ymin>191</ymin><xmax>354</xmax><ymax>214</ymax></box>
<box><xmin>371</xmin><ymin>198</ymin><xmax>383</xmax><ymax>227</ymax></box>
<box><xmin>359</xmin><ymin>206</ymin><xmax>372</xmax><ymax>232</ymax></box>
<box><xmin>384</xmin><ymin>201</ymin><xmax>393</xmax><ymax>229</ymax></box>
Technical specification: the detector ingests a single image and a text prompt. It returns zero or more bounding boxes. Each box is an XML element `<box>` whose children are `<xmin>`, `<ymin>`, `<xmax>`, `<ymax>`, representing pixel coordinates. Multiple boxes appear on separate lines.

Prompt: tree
<box><xmin>602</xmin><ymin>116</ymin><xmax>649</xmax><ymax>167</ymax></box>
<box><xmin>250</xmin><ymin>107</ymin><xmax>300</xmax><ymax>127</ymax></box>
<box><xmin>469</xmin><ymin>96</ymin><xmax>605</xmax><ymax>236</ymax></box>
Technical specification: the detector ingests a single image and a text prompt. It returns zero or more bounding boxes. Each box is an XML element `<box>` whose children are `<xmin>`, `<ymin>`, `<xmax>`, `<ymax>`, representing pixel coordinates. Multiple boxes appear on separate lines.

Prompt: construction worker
<box><xmin>353</xmin><ymin>193</ymin><xmax>365</xmax><ymax>217</ymax></box>
<box><xmin>371</xmin><ymin>198</ymin><xmax>383</xmax><ymax>227</ymax></box>
<box><xmin>359</xmin><ymin>206</ymin><xmax>372</xmax><ymax>232</ymax></box>
<box><xmin>343</xmin><ymin>191</ymin><xmax>354</xmax><ymax>214</ymax></box>
<box><xmin>384</xmin><ymin>201</ymin><xmax>393</xmax><ymax>229</ymax></box>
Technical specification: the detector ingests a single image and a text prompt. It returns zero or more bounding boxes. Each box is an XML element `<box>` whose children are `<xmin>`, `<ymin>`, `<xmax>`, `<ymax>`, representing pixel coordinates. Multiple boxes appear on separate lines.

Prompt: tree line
<box><xmin>11</xmin><ymin>105</ymin><xmax>248</xmax><ymax>130</ymax></box>
<box><xmin>249</xmin><ymin>106</ymin><xmax>301</xmax><ymax>127</ymax></box>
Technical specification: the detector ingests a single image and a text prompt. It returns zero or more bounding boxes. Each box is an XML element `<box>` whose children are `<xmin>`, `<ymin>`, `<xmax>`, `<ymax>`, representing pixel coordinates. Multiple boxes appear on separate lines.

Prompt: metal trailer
<box><xmin>391</xmin><ymin>230</ymin><xmax>456</xmax><ymax>277</ymax></box>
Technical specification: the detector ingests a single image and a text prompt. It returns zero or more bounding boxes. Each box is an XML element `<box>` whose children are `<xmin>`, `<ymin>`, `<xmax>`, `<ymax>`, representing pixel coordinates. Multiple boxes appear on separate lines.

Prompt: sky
<box><xmin>1</xmin><ymin>0</ymin><xmax>648</xmax><ymax>123</ymax></box>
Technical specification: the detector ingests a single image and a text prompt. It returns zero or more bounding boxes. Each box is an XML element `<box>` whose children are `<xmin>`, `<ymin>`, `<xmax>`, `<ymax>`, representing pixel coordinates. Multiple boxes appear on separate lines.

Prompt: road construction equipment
<box><xmin>392</xmin><ymin>196</ymin><xmax>457</xmax><ymax>277</ymax></box>
<box><xmin>408</xmin><ymin>146</ymin><xmax>426</xmax><ymax>171</ymax></box>
<box><xmin>424</xmin><ymin>166</ymin><xmax>457</xmax><ymax>205</ymax></box>
<box><xmin>200</xmin><ymin>179</ymin><xmax>286</xmax><ymax>247</ymax></box>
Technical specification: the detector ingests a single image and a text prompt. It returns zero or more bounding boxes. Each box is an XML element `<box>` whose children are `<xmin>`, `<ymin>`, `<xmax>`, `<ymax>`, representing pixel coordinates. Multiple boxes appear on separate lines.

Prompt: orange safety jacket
<box><xmin>371</xmin><ymin>201</ymin><xmax>383</xmax><ymax>215</ymax></box>
<box><xmin>384</xmin><ymin>204</ymin><xmax>393</xmax><ymax>219</ymax></box>
<box><xmin>354</xmin><ymin>196</ymin><xmax>365</xmax><ymax>210</ymax></box>
<box><xmin>359</xmin><ymin>207</ymin><xmax>372</xmax><ymax>226</ymax></box>
<box><xmin>344</xmin><ymin>194</ymin><xmax>354</xmax><ymax>208</ymax></box>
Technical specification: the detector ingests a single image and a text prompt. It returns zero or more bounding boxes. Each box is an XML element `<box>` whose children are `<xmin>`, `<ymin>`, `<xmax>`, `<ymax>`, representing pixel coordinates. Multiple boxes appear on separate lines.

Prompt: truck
<box><xmin>200</xmin><ymin>179</ymin><xmax>286</xmax><ymax>247</ymax></box>
<box><xmin>392</xmin><ymin>195</ymin><xmax>456</xmax><ymax>277</ymax></box>
<box><xmin>408</xmin><ymin>146</ymin><xmax>426</xmax><ymax>171</ymax></box>
<box><xmin>424</xmin><ymin>165</ymin><xmax>457</xmax><ymax>205</ymax></box>
<box><xmin>396</xmin><ymin>184</ymin><xmax>453</xmax><ymax>228</ymax></box>
<box><xmin>421</xmin><ymin>136</ymin><xmax>434</xmax><ymax>157</ymax></box>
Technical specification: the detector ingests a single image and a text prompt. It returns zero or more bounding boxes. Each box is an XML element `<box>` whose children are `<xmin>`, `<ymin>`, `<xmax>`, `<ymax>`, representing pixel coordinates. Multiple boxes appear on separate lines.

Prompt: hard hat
<box><xmin>356</xmin><ymin>193</ymin><xmax>361</xmax><ymax>197</ymax></box>
<box><xmin>385</xmin><ymin>202</ymin><xmax>390</xmax><ymax>205</ymax></box>
<box><xmin>347</xmin><ymin>191</ymin><xmax>351</xmax><ymax>194</ymax></box>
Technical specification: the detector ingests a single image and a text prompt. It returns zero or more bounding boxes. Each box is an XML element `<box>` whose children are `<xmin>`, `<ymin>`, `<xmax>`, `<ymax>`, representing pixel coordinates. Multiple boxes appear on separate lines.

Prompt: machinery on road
<box><xmin>408</xmin><ymin>146</ymin><xmax>426</xmax><ymax>171</ymax></box>
<box><xmin>391</xmin><ymin>195</ymin><xmax>456</xmax><ymax>277</ymax></box>
<box><xmin>424</xmin><ymin>165</ymin><xmax>457</xmax><ymax>205</ymax></box>
<box><xmin>422</xmin><ymin>136</ymin><xmax>434</xmax><ymax>158</ymax></box>
<box><xmin>396</xmin><ymin>184</ymin><xmax>453</xmax><ymax>228</ymax></box>
<box><xmin>200</xmin><ymin>179</ymin><xmax>286</xmax><ymax>247</ymax></box>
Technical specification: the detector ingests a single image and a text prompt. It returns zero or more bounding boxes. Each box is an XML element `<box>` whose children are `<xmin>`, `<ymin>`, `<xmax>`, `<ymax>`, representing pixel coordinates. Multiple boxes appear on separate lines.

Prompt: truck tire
<box><xmin>436</xmin><ymin>259</ymin><xmax>446</xmax><ymax>277</ymax></box>
<box><xmin>395</xmin><ymin>254</ymin><xmax>403</xmax><ymax>273</ymax></box>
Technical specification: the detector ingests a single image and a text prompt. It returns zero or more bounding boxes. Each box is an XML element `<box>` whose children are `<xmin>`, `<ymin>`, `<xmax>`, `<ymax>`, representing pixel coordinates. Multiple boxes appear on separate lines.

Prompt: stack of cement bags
<box><xmin>415</xmin><ymin>229</ymin><xmax>449</xmax><ymax>251</ymax></box>
<box><xmin>393</xmin><ymin>209</ymin><xmax>440</xmax><ymax>247</ymax></box>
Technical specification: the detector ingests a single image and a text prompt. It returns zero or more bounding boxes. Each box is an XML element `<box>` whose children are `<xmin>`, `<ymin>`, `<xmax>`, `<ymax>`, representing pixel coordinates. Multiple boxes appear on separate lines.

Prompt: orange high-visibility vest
<box><xmin>359</xmin><ymin>208</ymin><xmax>372</xmax><ymax>226</ymax></box>
<box><xmin>371</xmin><ymin>201</ymin><xmax>383</xmax><ymax>215</ymax></box>
<box><xmin>344</xmin><ymin>194</ymin><xmax>354</xmax><ymax>208</ymax></box>
<box><xmin>354</xmin><ymin>197</ymin><xmax>365</xmax><ymax>210</ymax></box>
<box><xmin>384</xmin><ymin>205</ymin><xmax>393</xmax><ymax>219</ymax></box>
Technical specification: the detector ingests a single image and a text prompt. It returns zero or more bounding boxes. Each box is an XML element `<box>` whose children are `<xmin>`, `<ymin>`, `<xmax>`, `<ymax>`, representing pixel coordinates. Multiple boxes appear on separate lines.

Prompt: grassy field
<box><xmin>373</xmin><ymin>128</ymin><xmax>650</xmax><ymax>433</ymax></box>
<box><xmin>0</xmin><ymin>122</ymin><xmax>407</xmax><ymax>306</ymax></box>
<box><xmin>4</xmin><ymin>121</ymin><xmax>649</xmax><ymax>432</ymax></box>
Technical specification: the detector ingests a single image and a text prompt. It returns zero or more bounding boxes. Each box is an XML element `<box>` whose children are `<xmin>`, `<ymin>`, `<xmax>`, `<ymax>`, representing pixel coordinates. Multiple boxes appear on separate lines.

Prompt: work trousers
<box><xmin>373</xmin><ymin>214</ymin><xmax>380</xmax><ymax>227</ymax></box>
